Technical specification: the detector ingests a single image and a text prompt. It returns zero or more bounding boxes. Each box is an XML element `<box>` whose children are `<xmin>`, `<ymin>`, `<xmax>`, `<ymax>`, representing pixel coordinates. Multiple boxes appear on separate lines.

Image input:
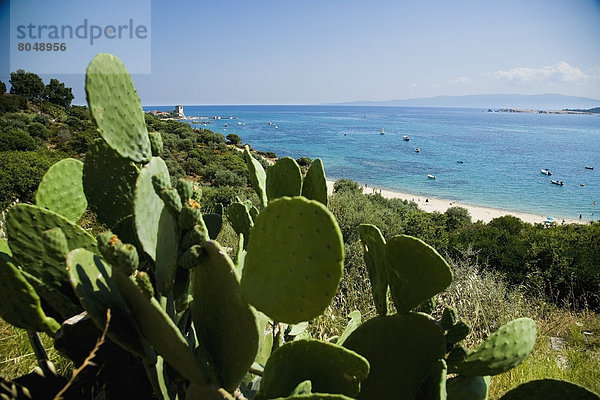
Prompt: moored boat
<box><xmin>380</xmin><ymin>128</ymin><xmax>385</xmax><ymax>135</ymax></box>
<box><xmin>427</xmin><ymin>174</ymin><xmax>436</xmax><ymax>179</ymax></box>
<box><xmin>551</xmin><ymin>180</ymin><xmax>564</xmax><ymax>186</ymax></box>
<box><xmin>585</xmin><ymin>166</ymin><xmax>594</xmax><ymax>170</ymax></box>
<box><xmin>415</xmin><ymin>148</ymin><xmax>420</xmax><ymax>153</ymax></box>
<box><xmin>403</xmin><ymin>135</ymin><xmax>410</xmax><ymax>141</ymax></box>
<box><xmin>541</xmin><ymin>169</ymin><xmax>552</xmax><ymax>176</ymax></box>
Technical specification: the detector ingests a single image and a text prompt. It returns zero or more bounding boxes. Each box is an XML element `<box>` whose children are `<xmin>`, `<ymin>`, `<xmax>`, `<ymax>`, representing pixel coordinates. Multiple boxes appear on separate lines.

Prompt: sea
<box><xmin>144</xmin><ymin>105</ymin><xmax>600</xmax><ymax>221</ymax></box>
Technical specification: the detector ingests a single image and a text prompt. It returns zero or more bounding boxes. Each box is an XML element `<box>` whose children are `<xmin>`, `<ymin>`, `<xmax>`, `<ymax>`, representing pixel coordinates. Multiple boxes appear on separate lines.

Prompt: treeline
<box><xmin>330</xmin><ymin>180</ymin><xmax>600</xmax><ymax>310</ymax></box>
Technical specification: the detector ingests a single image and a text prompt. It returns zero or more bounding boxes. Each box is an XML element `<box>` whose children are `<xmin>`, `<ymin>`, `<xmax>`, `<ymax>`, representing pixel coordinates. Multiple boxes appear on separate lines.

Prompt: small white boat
<box><xmin>415</xmin><ymin>148</ymin><xmax>420</xmax><ymax>153</ymax></box>
<box><xmin>457</xmin><ymin>160</ymin><xmax>464</xmax><ymax>164</ymax></box>
<box><xmin>551</xmin><ymin>180</ymin><xmax>564</xmax><ymax>186</ymax></box>
<box><xmin>585</xmin><ymin>166</ymin><xmax>594</xmax><ymax>170</ymax></box>
<box><xmin>541</xmin><ymin>169</ymin><xmax>552</xmax><ymax>176</ymax></box>
<box><xmin>428</xmin><ymin>174</ymin><xmax>436</xmax><ymax>179</ymax></box>
<box><xmin>380</xmin><ymin>128</ymin><xmax>385</xmax><ymax>135</ymax></box>
<box><xmin>403</xmin><ymin>135</ymin><xmax>410</xmax><ymax>141</ymax></box>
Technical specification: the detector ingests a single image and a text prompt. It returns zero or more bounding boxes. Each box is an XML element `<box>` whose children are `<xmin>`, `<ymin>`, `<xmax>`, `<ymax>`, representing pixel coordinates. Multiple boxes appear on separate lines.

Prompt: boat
<box><xmin>427</xmin><ymin>174</ymin><xmax>436</xmax><ymax>179</ymax></box>
<box><xmin>551</xmin><ymin>180</ymin><xmax>564</xmax><ymax>186</ymax></box>
<box><xmin>415</xmin><ymin>148</ymin><xmax>420</xmax><ymax>153</ymax></box>
<box><xmin>380</xmin><ymin>128</ymin><xmax>385</xmax><ymax>135</ymax></box>
<box><xmin>541</xmin><ymin>169</ymin><xmax>552</xmax><ymax>176</ymax></box>
<box><xmin>403</xmin><ymin>135</ymin><xmax>410</xmax><ymax>141</ymax></box>
<box><xmin>585</xmin><ymin>166</ymin><xmax>594</xmax><ymax>170</ymax></box>
<box><xmin>457</xmin><ymin>160</ymin><xmax>464</xmax><ymax>164</ymax></box>
<box><xmin>580</xmin><ymin>183</ymin><xmax>585</xmax><ymax>187</ymax></box>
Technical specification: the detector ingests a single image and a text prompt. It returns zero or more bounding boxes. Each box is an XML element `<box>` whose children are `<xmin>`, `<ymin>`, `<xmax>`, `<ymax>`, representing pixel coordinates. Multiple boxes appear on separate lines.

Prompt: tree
<box><xmin>445</xmin><ymin>206</ymin><xmax>472</xmax><ymax>231</ymax></box>
<box><xmin>9</xmin><ymin>69</ymin><xmax>45</xmax><ymax>100</ymax></box>
<box><xmin>0</xmin><ymin>81</ymin><xmax>6</xmax><ymax>94</ymax></box>
<box><xmin>226</xmin><ymin>133</ymin><xmax>242</xmax><ymax>145</ymax></box>
<box><xmin>43</xmin><ymin>78</ymin><xmax>74</xmax><ymax>108</ymax></box>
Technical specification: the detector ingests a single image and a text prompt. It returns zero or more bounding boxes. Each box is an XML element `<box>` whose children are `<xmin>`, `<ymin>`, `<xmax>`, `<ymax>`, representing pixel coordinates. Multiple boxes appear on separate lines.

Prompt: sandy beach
<box><xmin>326</xmin><ymin>179</ymin><xmax>583</xmax><ymax>225</ymax></box>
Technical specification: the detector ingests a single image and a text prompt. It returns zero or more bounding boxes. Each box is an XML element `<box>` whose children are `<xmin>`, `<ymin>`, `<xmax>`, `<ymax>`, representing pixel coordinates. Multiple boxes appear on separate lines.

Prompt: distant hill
<box><xmin>333</xmin><ymin>94</ymin><xmax>600</xmax><ymax>110</ymax></box>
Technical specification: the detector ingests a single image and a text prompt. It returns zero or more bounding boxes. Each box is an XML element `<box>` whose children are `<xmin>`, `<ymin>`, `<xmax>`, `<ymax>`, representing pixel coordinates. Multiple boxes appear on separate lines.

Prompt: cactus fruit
<box><xmin>446</xmin><ymin>375</ymin><xmax>490</xmax><ymax>400</ymax></box>
<box><xmin>135</xmin><ymin>271</ymin><xmax>154</xmax><ymax>299</ymax></box>
<box><xmin>226</xmin><ymin>202</ymin><xmax>254</xmax><ymax>248</ymax></box>
<box><xmin>301</xmin><ymin>158</ymin><xmax>328</xmax><ymax>206</ymax></box>
<box><xmin>182</xmin><ymin>224</ymin><xmax>209</xmax><ymax>250</ymax></box>
<box><xmin>35</xmin><ymin>158</ymin><xmax>87</xmax><ymax>222</ymax></box>
<box><xmin>0</xmin><ymin>253</ymin><xmax>60</xmax><ymax>335</ymax></box>
<box><xmin>266</xmin><ymin>157</ymin><xmax>303</xmax><ymax>200</ymax></box>
<box><xmin>83</xmin><ymin>139</ymin><xmax>140</xmax><ymax>228</ymax></box>
<box><xmin>241</xmin><ymin>197</ymin><xmax>344</xmax><ymax>324</ymax></box>
<box><xmin>66</xmin><ymin>248</ymin><xmax>146</xmax><ymax>358</ymax></box>
<box><xmin>191</xmin><ymin>240</ymin><xmax>259</xmax><ymax>392</ymax></box>
<box><xmin>85</xmin><ymin>53</ymin><xmax>151</xmax><ymax>163</ymax></box>
<box><xmin>176</xmin><ymin>178</ymin><xmax>195</xmax><ymax>202</ymax></box>
<box><xmin>42</xmin><ymin>228</ymin><xmax>70</xmax><ymax>261</ymax></box>
<box><xmin>446</xmin><ymin>321</ymin><xmax>472</xmax><ymax>346</ymax></box>
<box><xmin>457</xmin><ymin>318</ymin><xmax>536</xmax><ymax>377</ymax></box>
<box><xmin>385</xmin><ymin>235</ymin><xmax>453</xmax><ymax>314</ymax></box>
<box><xmin>244</xmin><ymin>146</ymin><xmax>268</xmax><ymax>208</ymax></box>
<box><xmin>148</xmin><ymin>131</ymin><xmax>163</xmax><ymax>156</ymax></box>
<box><xmin>255</xmin><ymin>339</ymin><xmax>369</xmax><ymax>400</ymax></box>
<box><xmin>97</xmin><ymin>231</ymin><xmax>122</xmax><ymax>265</ymax></box>
<box><xmin>441</xmin><ymin>307</ymin><xmax>458</xmax><ymax>330</ymax></box>
<box><xmin>6</xmin><ymin>204</ymin><xmax>97</xmax><ymax>293</ymax></box>
<box><xmin>116</xmin><ymin>244</ymin><xmax>139</xmax><ymax>275</ymax></box>
<box><xmin>158</xmin><ymin>187</ymin><xmax>183</xmax><ymax>215</ymax></box>
<box><xmin>179</xmin><ymin>245</ymin><xmax>204</xmax><ymax>269</ymax></box>
<box><xmin>343</xmin><ymin>313</ymin><xmax>446</xmax><ymax>400</ymax></box>
<box><xmin>498</xmin><ymin>379</ymin><xmax>600</xmax><ymax>400</ymax></box>
<box><xmin>179</xmin><ymin>199</ymin><xmax>204</xmax><ymax>230</ymax></box>
<box><xmin>357</xmin><ymin>224</ymin><xmax>388</xmax><ymax>317</ymax></box>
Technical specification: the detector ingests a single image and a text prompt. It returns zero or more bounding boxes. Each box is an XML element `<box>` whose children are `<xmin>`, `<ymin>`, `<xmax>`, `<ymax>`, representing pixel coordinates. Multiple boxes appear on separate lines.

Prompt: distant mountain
<box><xmin>333</xmin><ymin>94</ymin><xmax>600</xmax><ymax>110</ymax></box>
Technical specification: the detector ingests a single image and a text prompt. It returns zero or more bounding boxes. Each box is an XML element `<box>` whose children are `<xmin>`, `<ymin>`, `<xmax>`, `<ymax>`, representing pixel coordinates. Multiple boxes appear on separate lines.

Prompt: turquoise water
<box><xmin>146</xmin><ymin>105</ymin><xmax>600</xmax><ymax>221</ymax></box>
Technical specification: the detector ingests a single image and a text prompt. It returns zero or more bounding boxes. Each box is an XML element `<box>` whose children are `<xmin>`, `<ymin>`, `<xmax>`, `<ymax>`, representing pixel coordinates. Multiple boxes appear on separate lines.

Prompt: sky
<box><xmin>1</xmin><ymin>0</ymin><xmax>600</xmax><ymax>105</ymax></box>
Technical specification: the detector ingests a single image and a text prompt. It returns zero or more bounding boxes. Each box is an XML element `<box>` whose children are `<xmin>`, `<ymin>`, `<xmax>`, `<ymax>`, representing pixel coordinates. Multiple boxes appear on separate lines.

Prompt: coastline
<box><xmin>325</xmin><ymin>179</ymin><xmax>583</xmax><ymax>225</ymax></box>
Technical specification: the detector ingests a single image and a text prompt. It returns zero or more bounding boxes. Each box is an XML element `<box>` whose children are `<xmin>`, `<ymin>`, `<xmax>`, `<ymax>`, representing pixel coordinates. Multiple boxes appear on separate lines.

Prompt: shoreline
<box><xmin>325</xmin><ymin>179</ymin><xmax>584</xmax><ymax>225</ymax></box>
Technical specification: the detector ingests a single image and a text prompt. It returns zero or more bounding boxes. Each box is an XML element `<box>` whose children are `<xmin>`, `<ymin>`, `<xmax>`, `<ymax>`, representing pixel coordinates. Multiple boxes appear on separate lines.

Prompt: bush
<box><xmin>212</xmin><ymin>169</ymin><xmax>246</xmax><ymax>187</ymax></box>
<box><xmin>445</xmin><ymin>206</ymin><xmax>472</xmax><ymax>231</ymax></box>
<box><xmin>0</xmin><ymin>95</ymin><xmax>27</xmax><ymax>115</ymax></box>
<box><xmin>27</xmin><ymin>122</ymin><xmax>49</xmax><ymax>139</ymax></box>
<box><xmin>226</xmin><ymin>133</ymin><xmax>242</xmax><ymax>145</ymax></box>
<box><xmin>296</xmin><ymin>156</ymin><xmax>312</xmax><ymax>167</ymax></box>
<box><xmin>333</xmin><ymin>179</ymin><xmax>362</xmax><ymax>194</ymax></box>
<box><xmin>0</xmin><ymin>128</ymin><xmax>36</xmax><ymax>151</ymax></box>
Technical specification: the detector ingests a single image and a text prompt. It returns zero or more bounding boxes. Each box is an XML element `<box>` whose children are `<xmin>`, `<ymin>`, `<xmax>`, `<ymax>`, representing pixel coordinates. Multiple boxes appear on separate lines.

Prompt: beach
<box><xmin>326</xmin><ymin>179</ymin><xmax>582</xmax><ymax>225</ymax></box>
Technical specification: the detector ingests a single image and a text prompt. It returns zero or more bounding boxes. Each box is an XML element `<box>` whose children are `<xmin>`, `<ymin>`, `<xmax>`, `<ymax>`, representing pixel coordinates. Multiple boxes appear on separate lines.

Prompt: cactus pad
<box><xmin>148</xmin><ymin>131</ymin><xmax>163</xmax><ymax>156</ymax></box>
<box><xmin>266</xmin><ymin>157</ymin><xmax>302</xmax><ymax>201</ymax></box>
<box><xmin>66</xmin><ymin>248</ymin><xmax>145</xmax><ymax>357</ymax></box>
<box><xmin>110</xmin><ymin>266</ymin><xmax>209</xmax><ymax>387</ymax></box>
<box><xmin>35</xmin><ymin>158</ymin><xmax>87</xmax><ymax>222</ymax></box>
<box><xmin>343</xmin><ymin>313</ymin><xmax>446</xmax><ymax>400</ymax></box>
<box><xmin>191</xmin><ymin>241</ymin><xmax>259</xmax><ymax>392</ymax></box>
<box><xmin>244</xmin><ymin>146</ymin><xmax>268</xmax><ymax>208</ymax></box>
<box><xmin>336</xmin><ymin>310</ymin><xmax>361</xmax><ymax>346</ymax></box>
<box><xmin>301</xmin><ymin>159</ymin><xmax>328</xmax><ymax>206</ymax></box>
<box><xmin>6</xmin><ymin>204</ymin><xmax>97</xmax><ymax>293</ymax></box>
<box><xmin>83</xmin><ymin>139</ymin><xmax>140</xmax><ymax>228</ymax></box>
<box><xmin>446</xmin><ymin>375</ymin><xmax>490</xmax><ymax>400</ymax></box>
<box><xmin>241</xmin><ymin>197</ymin><xmax>344</xmax><ymax>324</ymax></box>
<box><xmin>261</xmin><ymin>396</ymin><xmax>354</xmax><ymax>400</ymax></box>
<box><xmin>0</xmin><ymin>253</ymin><xmax>60</xmax><ymax>335</ymax></box>
<box><xmin>358</xmin><ymin>224</ymin><xmax>388</xmax><ymax>317</ymax></box>
<box><xmin>255</xmin><ymin>339</ymin><xmax>369</xmax><ymax>400</ymax></box>
<box><xmin>385</xmin><ymin>235</ymin><xmax>453</xmax><ymax>314</ymax></box>
<box><xmin>227</xmin><ymin>202</ymin><xmax>254</xmax><ymax>248</ymax></box>
<box><xmin>0</xmin><ymin>239</ymin><xmax>11</xmax><ymax>256</ymax></box>
<box><xmin>498</xmin><ymin>379</ymin><xmax>600</xmax><ymax>400</ymax></box>
<box><xmin>85</xmin><ymin>53</ymin><xmax>151</xmax><ymax>163</ymax></box>
<box><xmin>457</xmin><ymin>318</ymin><xmax>536</xmax><ymax>376</ymax></box>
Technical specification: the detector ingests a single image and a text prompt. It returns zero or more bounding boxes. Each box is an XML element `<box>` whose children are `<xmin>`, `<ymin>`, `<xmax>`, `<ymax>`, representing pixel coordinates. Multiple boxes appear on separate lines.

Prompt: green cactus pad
<box><xmin>176</xmin><ymin>178</ymin><xmax>194</xmax><ymax>201</ymax></box>
<box><xmin>6</xmin><ymin>204</ymin><xmax>97</xmax><ymax>293</ymax></box>
<box><xmin>42</xmin><ymin>228</ymin><xmax>70</xmax><ymax>261</ymax></box>
<box><xmin>255</xmin><ymin>339</ymin><xmax>369</xmax><ymax>400</ymax></box>
<box><xmin>441</xmin><ymin>307</ymin><xmax>458</xmax><ymax>330</ymax></box>
<box><xmin>18</xmin><ymin>269</ymin><xmax>82</xmax><ymax>320</ymax></box>
<box><xmin>301</xmin><ymin>159</ymin><xmax>328</xmax><ymax>206</ymax></box>
<box><xmin>446</xmin><ymin>375</ymin><xmax>490</xmax><ymax>400</ymax></box>
<box><xmin>498</xmin><ymin>379</ymin><xmax>600</xmax><ymax>400</ymax></box>
<box><xmin>191</xmin><ymin>240</ymin><xmax>259</xmax><ymax>392</ymax></box>
<box><xmin>227</xmin><ymin>202</ymin><xmax>254</xmax><ymax>248</ymax></box>
<box><xmin>457</xmin><ymin>318</ymin><xmax>536</xmax><ymax>377</ymax></box>
<box><xmin>336</xmin><ymin>310</ymin><xmax>361</xmax><ymax>346</ymax></box>
<box><xmin>357</xmin><ymin>224</ymin><xmax>388</xmax><ymax>317</ymax></box>
<box><xmin>343</xmin><ymin>313</ymin><xmax>446</xmax><ymax>400</ymax></box>
<box><xmin>385</xmin><ymin>235</ymin><xmax>453</xmax><ymax>314</ymax></box>
<box><xmin>0</xmin><ymin>238</ymin><xmax>11</xmax><ymax>256</ymax></box>
<box><xmin>83</xmin><ymin>139</ymin><xmax>140</xmax><ymax>228</ymax></box>
<box><xmin>241</xmin><ymin>197</ymin><xmax>344</xmax><ymax>324</ymax></box>
<box><xmin>66</xmin><ymin>249</ymin><xmax>145</xmax><ymax>357</ymax></box>
<box><xmin>261</xmin><ymin>396</ymin><xmax>354</xmax><ymax>400</ymax></box>
<box><xmin>255</xmin><ymin>311</ymin><xmax>274</xmax><ymax>366</ymax></box>
<box><xmin>266</xmin><ymin>157</ymin><xmax>303</xmax><ymax>201</ymax></box>
<box><xmin>148</xmin><ymin>131</ymin><xmax>163</xmax><ymax>156</ymax></box>
<box><xmin>35</xmin><ymin>158</ymin><xmax>87</xmax><ymax>222</ymax></box>
<box><xmin>110</xmin><ymin>266</ymin><xmax>209</xmax><ymax>387</ymax></box>
<box><xmin>244</xmin><ymin>146</ymin><xmax>268</xmax><ymax>208</ymax></box>
<box><xmin>416</xmin><ymin>359</ymin><xmax>447</xmax><ymax>400</ymax></box>
<box><xmin>85</xmin><ymin>53</ymin><xmax>151</xmax><ymax>163</ymax></box>
<box><xmin>0</xmin><ymin>253</ymin><xmax>60</xmax><ymax>335</ymax></box>
<box><xmin>134</xmin><ymin>157</ymin><xmax>178</xmax><ymax>267</ymax></box>
<box><xmin>447</xmin><ymin>321</ymin><xmax>472</xmax><ymax>345</ymax></box>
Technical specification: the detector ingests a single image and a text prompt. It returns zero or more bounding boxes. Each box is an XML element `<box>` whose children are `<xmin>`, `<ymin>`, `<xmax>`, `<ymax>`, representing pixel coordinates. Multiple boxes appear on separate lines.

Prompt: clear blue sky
<box><xmin>2</xmin><ymin>0</ymin><xmax>600</xmax><ymax>105</ymax></box>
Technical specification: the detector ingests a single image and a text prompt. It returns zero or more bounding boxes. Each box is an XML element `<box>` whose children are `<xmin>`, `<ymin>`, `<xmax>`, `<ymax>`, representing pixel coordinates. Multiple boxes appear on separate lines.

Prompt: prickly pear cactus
<box><xmin>255</xmin><ymin>339</ymin><xmax>369</xmax><ymax>400</ymax></box>
<box><xmin>244</xmin><ymin>146</ymin><xmax>268</xmax><ymax>208</ymax></box>
<box><xmin>35</xmin><ymin>158</ymin><xmax>87</xmax><ymax>222</ymax></box>
<box><xmin>301</xmin><ymin>158</ymin><xmax>328</xmax><ymax>206</ymax></box>
<box><xmin>498</xmin><ymin>379</ymin><xmax>600</xmax><ymax>400</ymax></box>
<box><xmin>266</xmin><ymin>157</ymin><xmax>303</xmax><ymax>200</ymax></box>
<box><xmin>85</xmin><ymin>53</ymin><xmax>151</xmax><ymax>163</ymax></box>
<box><xmin>446</xmin><ymin>375</ymin><xmax>490</xmax><ymax>400</ymax></box>
<box><xmin>226</xmin><ymin>202</ymin><xmax>254</xmax><ymax>248</ymax></box>
<box><xmin>0</xmin><ymin>253</ymin><xmax>60</xmax><ymax>335</ymax></box>
<box><xmin>456</xmin><ymin>318</ymin><xmax>536</xmax><ymax>376</ymax></box>
<box><xmin>357</xmin><ymin>224</ymin><xmax>388</xmax><ymax>316</ymax></box>
<box><xmin>385</xmin><ymin>235</ymin><xmax>453</xmax><ymax>314</ymax></box>
<box><xmin>240</xmin><ymin>197</ymin><xmax>344</xmax><ymax>324</ymax></box>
